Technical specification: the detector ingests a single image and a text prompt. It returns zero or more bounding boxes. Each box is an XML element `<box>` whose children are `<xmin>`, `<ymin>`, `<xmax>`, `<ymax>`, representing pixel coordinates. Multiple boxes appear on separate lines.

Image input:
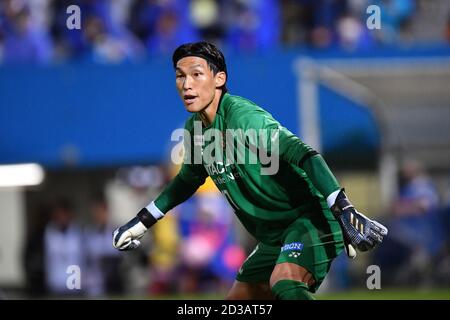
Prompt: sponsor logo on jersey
<box><xmin>281</xmin><ymin>242</ymin><xmax>304</xmax><ymax>252</ymax></box>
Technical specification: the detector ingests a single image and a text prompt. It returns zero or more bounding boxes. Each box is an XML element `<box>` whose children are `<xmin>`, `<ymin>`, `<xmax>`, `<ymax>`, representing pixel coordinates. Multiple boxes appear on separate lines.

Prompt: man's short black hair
<box><xmin>172</xmin><ymin>41</ymin><xmax>228</xmax><ymax>92</ymax></box>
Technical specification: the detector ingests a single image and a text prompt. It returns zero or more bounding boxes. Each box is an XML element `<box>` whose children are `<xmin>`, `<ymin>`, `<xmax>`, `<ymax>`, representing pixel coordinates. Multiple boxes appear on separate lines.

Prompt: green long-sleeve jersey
<box><xmin>152</xmin><ymin>93</ymin><xmax>341</xmax><ymax>245</ymax></box>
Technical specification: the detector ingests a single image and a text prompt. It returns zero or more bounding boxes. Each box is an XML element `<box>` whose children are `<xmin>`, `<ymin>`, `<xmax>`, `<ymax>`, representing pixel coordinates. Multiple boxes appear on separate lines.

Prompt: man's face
<box><xmin>175</xmin><ymin>56</ymin><xmax>223</xmax><ymax>113</ymax></box>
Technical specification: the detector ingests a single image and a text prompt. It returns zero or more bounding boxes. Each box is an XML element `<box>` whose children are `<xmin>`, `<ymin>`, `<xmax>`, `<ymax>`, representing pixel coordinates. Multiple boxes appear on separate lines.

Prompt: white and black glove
<box><xmin>112</xmin><ymin>208</ymin><xmax>157</xmax><ymax>251</ymax></box>
<box><xmin>331</xmin><ymin>189</ymin><xmax>388</xmax><ymax>259</ymax></box>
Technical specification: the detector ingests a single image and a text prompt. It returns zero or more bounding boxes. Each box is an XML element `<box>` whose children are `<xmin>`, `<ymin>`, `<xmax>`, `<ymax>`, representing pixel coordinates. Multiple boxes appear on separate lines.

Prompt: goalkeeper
<box><xmin>112</xmin><ymin>41</ymin><xmax>387</xmax><ymax>300</ymax></box>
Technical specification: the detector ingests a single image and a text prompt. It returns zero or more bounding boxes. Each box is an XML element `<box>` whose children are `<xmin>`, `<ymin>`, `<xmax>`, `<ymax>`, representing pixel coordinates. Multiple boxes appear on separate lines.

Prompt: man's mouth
<box><xmin>183</xmin><ymin>94</ymin><xmax>197</xmax><ymax>105</ymax></box>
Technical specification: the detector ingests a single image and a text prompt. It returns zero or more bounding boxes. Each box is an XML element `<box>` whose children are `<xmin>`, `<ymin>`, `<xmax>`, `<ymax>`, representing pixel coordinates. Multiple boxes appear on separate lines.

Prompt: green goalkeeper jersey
<box><xmin>153</xmin><ymin>93</ymin><xmax>341</xmax><ymax>245</ymax></box>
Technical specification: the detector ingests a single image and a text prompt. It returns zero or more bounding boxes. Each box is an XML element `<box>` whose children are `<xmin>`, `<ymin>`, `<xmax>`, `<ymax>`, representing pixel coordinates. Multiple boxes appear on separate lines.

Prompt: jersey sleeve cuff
<box><xmin>326</xmin><ymin>189</ymin><xmax>341</xmax><ymax>208</ymax></box>
<box><xmin>145</xmin><ymin>201</ymin><xmax>165</xmax><ymax>220</ymax></box>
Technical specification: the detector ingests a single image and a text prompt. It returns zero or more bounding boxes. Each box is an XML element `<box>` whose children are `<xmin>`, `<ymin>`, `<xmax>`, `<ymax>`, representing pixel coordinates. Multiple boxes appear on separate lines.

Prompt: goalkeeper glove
<box><xmin>331</xmin><ymin>189</ymin><xmax>388</xmax><ymax>259</ymax></box>
<box><xmin>112</xmin><ymin>208</ymin><xmax>157</xmax><ymax>251</ymax></box>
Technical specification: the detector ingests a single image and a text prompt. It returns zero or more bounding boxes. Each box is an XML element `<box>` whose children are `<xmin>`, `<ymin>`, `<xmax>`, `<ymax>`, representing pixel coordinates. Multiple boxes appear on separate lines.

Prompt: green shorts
<box><xmin>235</xmin><ymin>210</ymin><xmax>344</xmax><ymax>293</ymax></box>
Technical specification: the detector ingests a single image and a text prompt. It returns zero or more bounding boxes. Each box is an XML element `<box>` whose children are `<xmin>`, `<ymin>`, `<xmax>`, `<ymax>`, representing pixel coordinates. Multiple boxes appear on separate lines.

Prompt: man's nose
<box><xmin>183</xmin><ymin>76</ymin><xmax>192</xmax><ymax>89</ymax></box>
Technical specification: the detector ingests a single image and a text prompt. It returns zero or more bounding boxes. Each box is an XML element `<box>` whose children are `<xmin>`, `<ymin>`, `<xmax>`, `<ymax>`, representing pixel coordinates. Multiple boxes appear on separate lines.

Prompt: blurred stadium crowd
<box><xmin>331</xmin><ymin>160</ymin><xmax>450</xmax><ymax>291</ymax></box>
<box><xmin>374</xmin><ymin>160</ymin><xmax>450</xmax><ymax>289</ymax></box>
<box><xmin>23</xmin><ymin>165</ymin><xmax>248</xmax><ymax>298</ymax></box>
<box><xmin>19</xmin><ymin>160</ymin><xmax>450</xmax><ymax>299</ymax></box>
<box><xmin>1</xmin><ymin>0</ymin><xmax>449</xmax><ymax>65</ymax></box>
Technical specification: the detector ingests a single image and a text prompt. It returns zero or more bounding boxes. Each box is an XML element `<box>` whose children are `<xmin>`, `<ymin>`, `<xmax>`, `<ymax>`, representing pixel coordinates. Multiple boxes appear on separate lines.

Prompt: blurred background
<box><xmin>0</xmin><ymin>0</ymin><xmax>450</xmax><ymax>299</ymax></box>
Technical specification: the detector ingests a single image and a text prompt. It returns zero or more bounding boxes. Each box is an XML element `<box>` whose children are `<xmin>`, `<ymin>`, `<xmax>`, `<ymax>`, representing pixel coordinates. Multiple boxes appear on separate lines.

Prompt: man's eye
<box><xmin>193</xmin><ymin>72</ymin><xmax>201</xmax><ymax>77</ymax></box>
<box><xmin>176</xmin><ymin>74</ymin><xmax>184</xmax><ymax>79</ymax></box>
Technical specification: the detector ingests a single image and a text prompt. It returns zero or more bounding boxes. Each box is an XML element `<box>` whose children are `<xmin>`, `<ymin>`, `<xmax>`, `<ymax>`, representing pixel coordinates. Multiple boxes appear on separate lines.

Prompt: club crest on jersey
<box><xmin>281</xmin><ymin>242</ymin><xmax>304</xmax><ymax>252</ymax></box>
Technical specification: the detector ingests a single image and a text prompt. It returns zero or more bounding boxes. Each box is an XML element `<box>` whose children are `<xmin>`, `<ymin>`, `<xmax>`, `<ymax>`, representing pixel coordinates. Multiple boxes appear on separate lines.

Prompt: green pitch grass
<box><xmin>317</xmin><ymin>289</ymin><xmax>450</xmax><ymax>300</ymax></box>
<box><xmin>141</xmin><ymin>289</ymin><xmax>450</xmax><ymax>300</ymax></box>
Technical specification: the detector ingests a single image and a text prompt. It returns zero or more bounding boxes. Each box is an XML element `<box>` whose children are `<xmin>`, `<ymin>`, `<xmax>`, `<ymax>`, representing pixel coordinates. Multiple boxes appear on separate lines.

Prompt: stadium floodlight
<box><xmin>0</xmin><ymin>163</ymin><xmax>45</xmax><ymax>187</ymax></box>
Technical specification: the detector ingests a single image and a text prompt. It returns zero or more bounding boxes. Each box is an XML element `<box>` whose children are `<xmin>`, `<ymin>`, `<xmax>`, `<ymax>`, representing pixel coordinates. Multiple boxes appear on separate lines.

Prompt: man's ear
<box><xmin>215</xmin><ymin>71</ymin><xmax>226</xmax><ymax>88</ymax></box>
